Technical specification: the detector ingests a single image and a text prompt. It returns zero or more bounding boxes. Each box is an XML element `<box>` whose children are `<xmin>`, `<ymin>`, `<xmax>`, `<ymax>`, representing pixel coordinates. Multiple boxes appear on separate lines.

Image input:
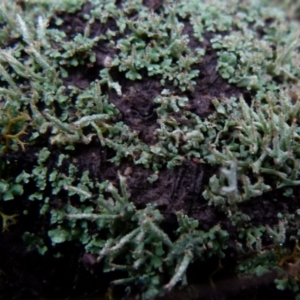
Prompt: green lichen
<box><xmin>2</xmin><ymin>0</ymin><xmax>300</xmax><ymax>298</ymax></box>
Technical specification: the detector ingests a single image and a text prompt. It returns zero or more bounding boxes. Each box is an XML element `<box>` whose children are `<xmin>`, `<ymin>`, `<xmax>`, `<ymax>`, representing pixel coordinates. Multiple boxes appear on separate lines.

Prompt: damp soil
<box><xmin>0</xmin><ymin>2</ymin><xmax>297</xmax><ymax>300</ymax></box>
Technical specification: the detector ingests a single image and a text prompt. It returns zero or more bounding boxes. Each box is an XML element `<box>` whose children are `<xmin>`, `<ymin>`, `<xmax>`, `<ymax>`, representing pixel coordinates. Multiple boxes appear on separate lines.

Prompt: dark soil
<box><xmin>0</xmin><ymin>2</ymin><xmax>297</xmax><ymax>300</ymax></box>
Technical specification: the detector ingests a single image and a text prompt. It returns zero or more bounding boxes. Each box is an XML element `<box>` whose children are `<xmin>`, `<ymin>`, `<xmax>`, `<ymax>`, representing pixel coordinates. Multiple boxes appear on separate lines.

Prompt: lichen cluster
<box><xmin>2</xmin><ymin>0</ymin><xmax>300</xmax><ymax>298</ymax></box>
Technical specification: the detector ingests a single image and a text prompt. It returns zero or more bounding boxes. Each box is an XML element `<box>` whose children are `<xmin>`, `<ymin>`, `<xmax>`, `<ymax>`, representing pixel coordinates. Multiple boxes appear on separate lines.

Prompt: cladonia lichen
<box><xmin>2</xmin><ymin>0</ymin><xmax>300</xmax><ymax>298</ymax></box>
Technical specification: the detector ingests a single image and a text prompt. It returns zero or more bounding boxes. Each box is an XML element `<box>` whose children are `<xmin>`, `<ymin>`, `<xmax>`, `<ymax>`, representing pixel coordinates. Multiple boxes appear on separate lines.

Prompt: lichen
<box><xmin>2</xmin><ymin>0</ymin><xmax>300</xmax><ymax>298</ymax></box>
